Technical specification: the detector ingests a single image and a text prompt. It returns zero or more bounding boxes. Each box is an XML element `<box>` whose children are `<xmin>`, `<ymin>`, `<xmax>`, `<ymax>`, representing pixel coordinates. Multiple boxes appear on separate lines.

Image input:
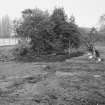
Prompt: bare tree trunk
<box><xmin>37</xmin><ymin>48</ymin><xmax>40</xmax><ymax>57</ymax></box>
<box><xmin>68</xmin><ymin>40</ymin><xmax>72</xmax><ymax>57</ymax></box>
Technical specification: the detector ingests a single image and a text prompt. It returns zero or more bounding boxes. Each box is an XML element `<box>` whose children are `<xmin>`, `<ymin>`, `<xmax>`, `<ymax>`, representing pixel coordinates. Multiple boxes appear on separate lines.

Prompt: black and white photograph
<box><xmin>0</xmin><ymin>0</ymin><xmax>105</xmax><ymax>104</ymax></box>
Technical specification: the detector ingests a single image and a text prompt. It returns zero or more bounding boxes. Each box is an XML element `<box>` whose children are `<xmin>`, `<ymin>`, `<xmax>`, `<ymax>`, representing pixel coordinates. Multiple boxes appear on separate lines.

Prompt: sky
<box><xmin>0</xmin><ymin>0</ymin><xmax>105</xmax><ymax>27</ymax></box>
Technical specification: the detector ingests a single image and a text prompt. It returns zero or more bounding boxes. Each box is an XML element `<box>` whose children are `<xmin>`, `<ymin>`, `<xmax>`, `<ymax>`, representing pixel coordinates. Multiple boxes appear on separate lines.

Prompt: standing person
<box><xmin>94</xmin><ymin>50</ymin><xmax>101</xmax><ymax>62</ymax></box>
<box><xmin>87</xmin><ymin>44</ymin><xmax>94</xmax><ymax>60</ymax></box>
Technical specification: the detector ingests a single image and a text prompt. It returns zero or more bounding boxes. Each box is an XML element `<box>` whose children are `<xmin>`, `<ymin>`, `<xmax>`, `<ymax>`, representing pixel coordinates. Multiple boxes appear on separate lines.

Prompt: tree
<box><xmin>88</xmin><ymin>27</ymin><xmax>97</xmax><ymax>44</ymax></box>
<box><xmin>15</xmin><ymin>8</ymin><xmax>80</xmax><ymax>56</ymax></box>
<box><xmin>16</xmin><ymin>8</ymin><xmax>56</xmax><ymax>55</ymax></box>
<box><xmin>51</xmin><ymin>8</ymin><xmax>80</xmax><ymax>56</ymax></box>
<box><xmin>98</xmin><ymin>14</ymin><xmax>105</xmax><ymax>31</ymax></box>
<box><xmin>81</xmin><ymin>27</ymin><xmax>97</xmax><ymax>51</ymax></box>
<box><xmin>12</xmin><ymin>19</ymin><xmax>19</xmax><ymax>37</ymax></box>
<box><xmin>1</xmin><ymin>15</ymin><xmax>12</xmax><ymax>38</ymax></box>
<box><xmin>59</xmin><ymin>22</ymin><xmax>80</xmax><ymax>56</ymax></box>
<box><xmin>50</xmin><ymin>8</ymin><xmax>80</xmax><ymax>56</ymax></box>
<box><xmin>0</xmin><ymin>15</ymin><xmax>12</xmax><ymax>38</ymax></box>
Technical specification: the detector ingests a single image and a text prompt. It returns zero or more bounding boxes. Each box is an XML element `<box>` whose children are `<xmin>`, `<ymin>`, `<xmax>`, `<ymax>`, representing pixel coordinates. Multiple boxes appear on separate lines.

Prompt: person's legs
<box><xmin>95</xmin><ymin>50</ymin><xmax>101</xmax><ymax>62</ymax></box>
<box><xmin>97</xmin><ymin>57</ymin><xmax>101</xmax><ymax>62</ymax></box>
<box><xmin>88</xmin><ymin>52</ymin><xmax>94</xmax><ymax>60</ymax></box>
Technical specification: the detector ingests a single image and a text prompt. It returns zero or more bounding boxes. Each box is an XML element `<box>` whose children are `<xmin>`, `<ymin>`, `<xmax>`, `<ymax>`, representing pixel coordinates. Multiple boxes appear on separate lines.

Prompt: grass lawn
<box><xmin>0</xmin><ymin>45</ymin><xmax>105</xmax><ymax>104</ymax></box>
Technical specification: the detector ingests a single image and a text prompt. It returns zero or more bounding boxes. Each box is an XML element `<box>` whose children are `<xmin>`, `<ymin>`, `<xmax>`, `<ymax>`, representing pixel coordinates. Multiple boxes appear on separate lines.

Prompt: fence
<box><xmin>0</xmin><ymin>38</ymin><xmax>18</xmax><ymax>46</ymax></box>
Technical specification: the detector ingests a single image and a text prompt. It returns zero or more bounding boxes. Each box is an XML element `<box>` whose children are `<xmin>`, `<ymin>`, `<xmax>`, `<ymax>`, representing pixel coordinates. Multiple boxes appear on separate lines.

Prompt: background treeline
<box><xmin>0</xmin><ymin>15</ymin><xmax>12</xmax><ymax>38</ymax></box>
<box><xmin>0</xmin><ymin>8</ymin><xmax>105</xmax><ymax>41</ymax></box>
<box><xmin>12</xmin><ymin>7</ymin><xmax>105</xmax><ymax>58</ymax></box>
<box><xmin>1</xmin><ymin>7</ymin><xmax>105</xmax><ymax>58</ymax></box>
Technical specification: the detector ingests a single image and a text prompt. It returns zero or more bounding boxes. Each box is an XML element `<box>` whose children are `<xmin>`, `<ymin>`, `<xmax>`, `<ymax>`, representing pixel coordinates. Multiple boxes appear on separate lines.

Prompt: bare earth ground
<box><xmin>0</xmin><ymin>45</ymin><xmax>105</xmax><ymax>104</ymax></box>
